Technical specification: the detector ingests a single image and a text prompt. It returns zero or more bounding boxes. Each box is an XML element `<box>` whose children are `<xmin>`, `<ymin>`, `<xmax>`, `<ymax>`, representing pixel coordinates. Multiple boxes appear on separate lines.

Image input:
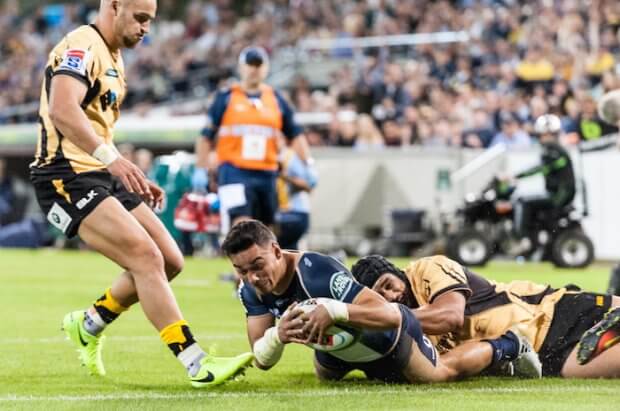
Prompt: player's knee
<box><xmin>164</xmin><ymin>250</ymin><xmax>184</xmax><ymax>281</ymax></box>
<box><xmin>123</xmin><ymin>236</ymin><xmax>166</xmax><ymax>276</ymax></box>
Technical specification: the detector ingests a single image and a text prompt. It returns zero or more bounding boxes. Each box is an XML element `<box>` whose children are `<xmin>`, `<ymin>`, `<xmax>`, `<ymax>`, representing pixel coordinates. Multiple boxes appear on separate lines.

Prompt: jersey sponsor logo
<box><xmin>304</xmin><ymin>257</ymin><xmax>312</xmax><ymax>267</ymax></box>
<box><xmin>58</xmin><ymin>48</ymin><xmax>90</xmax><ymax>77</ymax></box>
<box><xmin>105</xmin><ymin>68</ymin><xmax>119</xmax><ymax>78</ymax></box>
<box><xmin>76</xmin><ymin>190</ymin><xmax>99</xmax><ymax>210</ymax></box>
<box><xmin>330</xmin><ymin>271</ymin><xmax>353</xmax><ymax>301</ymax></box>
<box><xmin>100</xmin><ymin>90</ymin><xmax>118</xmax><ymax>112</ymax></box>
<box><xmin>47</xmin><ymin>202</ymin><xmax>72</xmax><ymax>233</ymax></box>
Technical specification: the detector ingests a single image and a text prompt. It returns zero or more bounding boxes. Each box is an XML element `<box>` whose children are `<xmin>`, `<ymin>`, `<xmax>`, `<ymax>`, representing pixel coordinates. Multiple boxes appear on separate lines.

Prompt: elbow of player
<box><xmin>48</xmin><ymin>104</ymin><xmax>68</xmax><ymax>128</ymax></box>
<box><xmin>385</xmin><ymin>303</ymin><xmax>402</xmax><ymax>329</ymax></box>
<box><xmin>254</xmin><ymin>359</ymin><xmax>274</xmax><ymax>371</ymax></box>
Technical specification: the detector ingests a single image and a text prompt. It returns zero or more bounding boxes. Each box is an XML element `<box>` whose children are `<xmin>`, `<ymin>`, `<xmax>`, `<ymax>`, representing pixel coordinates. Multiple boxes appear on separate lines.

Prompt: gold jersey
<box><xmin>405</xmin><ymin>255</ymin><xmax>567</xmax><ymax>353</ymax></box>
<box><xmin>31</xmin><ymin>24</ymin><xmax>126</xmax><ymax>175</ymax></box>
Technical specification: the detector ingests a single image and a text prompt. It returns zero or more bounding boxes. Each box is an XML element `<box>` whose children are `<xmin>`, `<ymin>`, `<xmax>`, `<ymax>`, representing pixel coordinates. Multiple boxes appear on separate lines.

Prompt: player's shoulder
<box><xmin>406</xmin><ymin>255</ymin><xmax>464</xmax><ymax>277</ymax></box>
<box><xmin>210</xmin><ymin>87</ymin><xmax>233</xmax><ymax>106</ymax></box>
<box><xmin>55</xmin><ymin>25</ymin><xmax>101</xmax><ymax>51</ymax></box>
<box><xmin>297</xmin><ymin>251</ymin><xmax>347</xmax><ymax>274</ymax></box>
<box><xmin>238</xmin><ymin>279</ymin><xmax>261</xmax><ymax>305</ymax></box>
<box><xmin>297</xmin><ymin>252</ymin><xmax>355</xmax><ymax>299</ymax></box>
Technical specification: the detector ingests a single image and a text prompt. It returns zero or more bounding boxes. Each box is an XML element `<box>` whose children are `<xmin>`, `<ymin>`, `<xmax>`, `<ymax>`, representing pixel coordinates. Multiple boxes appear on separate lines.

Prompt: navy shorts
<box><xmin>218</xmin><ymin>163</ymin><xmax>278</xmax><ymax>227</ymax></box>
<box><xmin>31</xmin><ymin>170</ymin><xmax>142</xmax><ymax>238</ymax></box>
<box><xmin>315</xmin><ymin>304</ymin><xmax>437</xmax><ymax>383</ymax></box>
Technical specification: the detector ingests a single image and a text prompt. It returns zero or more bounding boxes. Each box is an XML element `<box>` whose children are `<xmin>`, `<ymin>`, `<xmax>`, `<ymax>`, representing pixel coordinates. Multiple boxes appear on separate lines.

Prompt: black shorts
<box><xmin>538</xmin><ymin>291</ymin><xmax>612</xmax><ymax>376</ymax></box>
<box><xmin>31</xmin><ymin>170</ymin><xmax>142</xmax><ymax>238</ymax></box>
<box><xmin>315</xmin><ymin>305</ymin><xmax>436</xmax><ymax>383</ymax></box>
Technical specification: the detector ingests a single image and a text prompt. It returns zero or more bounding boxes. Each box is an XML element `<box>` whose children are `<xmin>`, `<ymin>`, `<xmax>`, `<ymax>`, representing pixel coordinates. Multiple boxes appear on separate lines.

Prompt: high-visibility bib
<box><xmin>217</xmin><ymin>84</ymin><xmax>283</xmax><ymax>171</ymax></box>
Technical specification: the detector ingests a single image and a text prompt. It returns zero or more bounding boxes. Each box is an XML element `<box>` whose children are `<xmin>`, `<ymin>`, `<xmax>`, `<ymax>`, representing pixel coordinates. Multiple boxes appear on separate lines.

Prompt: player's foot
<box><xmin>61</xmin><ymin>310</ymin><xmax>106</xmax><ymax>376</ymax></box>
<box><xmin>190</xmin><ymin>352</ymin><xmax>254</xmax><ymax>388</ymax></box>
<box><xmin>508</xmin><ymin>328</ymin><xmax>542</xmax><ymax>378</ymax></box>
<box><xmin>576</xmin><ymin>306</ymin><xmax>620</xmax><ymax>365</ymax></box>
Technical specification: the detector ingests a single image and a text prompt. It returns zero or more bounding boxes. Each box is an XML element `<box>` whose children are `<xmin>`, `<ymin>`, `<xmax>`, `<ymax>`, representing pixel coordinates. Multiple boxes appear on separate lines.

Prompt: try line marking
<box><xmin>1</xmin><ymin>386</ymin><xmax>616</xmax><ymax>402</ymax></box>
<box><xmin>0</xmin><ymin>333</ymin><xmax>245</xmax><ymax>345</ymax></box>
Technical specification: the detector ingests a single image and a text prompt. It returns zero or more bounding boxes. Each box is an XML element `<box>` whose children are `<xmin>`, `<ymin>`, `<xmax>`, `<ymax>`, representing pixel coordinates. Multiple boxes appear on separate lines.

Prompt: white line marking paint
<box><xmin>1</xmin><ymin>386</ymin><xmax>616</xmax><ymax>402</ymax></box>
<box><xmin>0</xmin><ymin>333</ymin><xmax>245</xmax><ymax>344</ymax></box>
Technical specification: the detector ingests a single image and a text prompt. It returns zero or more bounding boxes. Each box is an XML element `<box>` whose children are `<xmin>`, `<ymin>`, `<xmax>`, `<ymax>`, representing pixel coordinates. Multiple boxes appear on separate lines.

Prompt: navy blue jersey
<box><xmin>238</xmin><ymin>252</ymin><xmax>408</xmax><ymax>364</ymax></box>
<box><xmin>239</xmin><ymin>251</ymin><xmax>364</xmax><ymax>318</ymax></box>
<box><xmin>201</xmin><ymin>87</ymin><xmax>302</xmax><ymax>142</ymax></box>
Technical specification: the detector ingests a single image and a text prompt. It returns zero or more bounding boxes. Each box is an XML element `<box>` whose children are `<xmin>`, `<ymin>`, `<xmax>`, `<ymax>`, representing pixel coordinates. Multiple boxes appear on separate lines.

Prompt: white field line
<box><xmin>0</xmin><ymin>386</ymin><xmax>616</xmax><ymax>402</ymax></box>
<box><xmin>0</xmin><ymin>333</ymin><xmax>245</xmax><ymax>345</ymax></box>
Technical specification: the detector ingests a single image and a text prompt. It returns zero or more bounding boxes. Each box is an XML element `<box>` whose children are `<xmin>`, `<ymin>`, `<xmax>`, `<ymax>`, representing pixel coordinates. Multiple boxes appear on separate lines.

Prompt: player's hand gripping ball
<box><xmin>285</xmin><ymin>298</ymin><xmax>359</xmax><ymax>352</ymax></box>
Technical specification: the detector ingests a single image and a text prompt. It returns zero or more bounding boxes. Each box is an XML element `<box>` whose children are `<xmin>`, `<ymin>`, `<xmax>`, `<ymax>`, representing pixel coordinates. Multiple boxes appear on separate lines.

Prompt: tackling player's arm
<box><xmin>409</xmin><ymin>256</ymin><xmax>471</xmax><ymax>335</ymax></box>
<box><xmin>413</xmin><ymin>292</ymin><xmax>466</xmax><ymax>334</ymax></box>
<box><xmin>48</xmin><ymin>75</ymin><xmax>150</xmax><ymax>196</ymax></box>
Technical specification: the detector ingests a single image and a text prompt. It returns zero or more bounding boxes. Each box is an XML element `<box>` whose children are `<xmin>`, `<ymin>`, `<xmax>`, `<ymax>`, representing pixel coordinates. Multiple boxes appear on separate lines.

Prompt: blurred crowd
<box><xmin>1</xmin><ymin>0</ymin><xmax>620</xmax><ymax>148</ymax></box>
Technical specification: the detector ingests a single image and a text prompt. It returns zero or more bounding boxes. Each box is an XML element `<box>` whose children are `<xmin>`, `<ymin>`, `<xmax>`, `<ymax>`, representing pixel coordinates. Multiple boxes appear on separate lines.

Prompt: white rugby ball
<box><xmin>290</xmin><ymin>298</ymin><xmax>359</xmax><ymax>352</ymax></box>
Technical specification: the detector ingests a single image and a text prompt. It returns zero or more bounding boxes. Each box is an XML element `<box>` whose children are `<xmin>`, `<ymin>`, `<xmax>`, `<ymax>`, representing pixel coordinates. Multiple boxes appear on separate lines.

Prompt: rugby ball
<box><xmin>291</xmin><ymin>298</ymin><xmax>360</xmax><ymax>352</ymax></box>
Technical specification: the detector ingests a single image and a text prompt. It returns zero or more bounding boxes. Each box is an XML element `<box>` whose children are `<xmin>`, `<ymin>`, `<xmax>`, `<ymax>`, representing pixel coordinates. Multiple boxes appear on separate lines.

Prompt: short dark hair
<box><xmin>221</xmin><ymin>220</ymin><xmax>276</xmax><ymax>256</ymax></box>
<box><xmin>351</xmin><ymin>255</ymin><xmax>409</xmax><ymax>288</ymax></box>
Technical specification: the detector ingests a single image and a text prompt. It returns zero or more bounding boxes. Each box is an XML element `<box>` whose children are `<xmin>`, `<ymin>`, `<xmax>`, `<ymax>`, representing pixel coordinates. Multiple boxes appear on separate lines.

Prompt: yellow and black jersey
<box><xmin>31</xmin><ymin>24</ymin><xmax>126</xmax><ymax>176</ymax></box>
<box><xmin>405</xmin><ymin>255</ymin><xmax>566</xmax><ymax>353</ymax></box>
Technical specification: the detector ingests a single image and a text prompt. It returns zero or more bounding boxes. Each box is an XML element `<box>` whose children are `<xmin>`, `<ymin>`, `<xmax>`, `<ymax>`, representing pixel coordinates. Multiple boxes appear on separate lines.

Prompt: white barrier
<box><xmin>308</xmin><ymin>147</ymin><xmax>620</xmax><ymax>260</ymax></box>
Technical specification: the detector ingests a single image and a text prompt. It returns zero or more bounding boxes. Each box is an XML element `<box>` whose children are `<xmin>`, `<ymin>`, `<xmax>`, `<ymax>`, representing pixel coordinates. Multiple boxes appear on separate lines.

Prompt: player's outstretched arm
<box><xmin>346</xmin><ymin>288</ymin><xmax>401</xmax><ymax>330</ymax></box>
<box><xmin>298</xmin><ymin>288</ymin><xmax>401</xmax><ymax>346</ymax></box>
<box><xmin>413</xmin><ymin>291</ymin><xmax>466</xmax><ymax>335</ymax></box>
<box><xmin>48</xmin><ymin>75</ymin><xmax>151</xmax><ymax>196</ymax></box>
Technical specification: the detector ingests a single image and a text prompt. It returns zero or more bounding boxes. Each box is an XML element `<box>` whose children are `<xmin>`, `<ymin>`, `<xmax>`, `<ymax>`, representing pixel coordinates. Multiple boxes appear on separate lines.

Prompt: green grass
<box><xmin>0</xmin><ymin>249</ymin><xmax>617</xmax><ymax>410</ymax></box>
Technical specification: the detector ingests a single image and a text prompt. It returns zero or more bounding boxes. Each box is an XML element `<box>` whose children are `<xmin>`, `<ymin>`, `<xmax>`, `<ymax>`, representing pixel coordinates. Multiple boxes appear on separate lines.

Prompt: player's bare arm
<box><xmin>298</xmin><ymin>287</ymin><xmax>401</xmax><ymax>346</ymax></box>
<box><xmin>48</xmin><ymin>75</ymin><xmax>151</xmax><ymax>197</ymax></box>
<box><xmin>412</xmin><ymin>292</ymin><xmax>466</xmax><ymax>335</ymax></box>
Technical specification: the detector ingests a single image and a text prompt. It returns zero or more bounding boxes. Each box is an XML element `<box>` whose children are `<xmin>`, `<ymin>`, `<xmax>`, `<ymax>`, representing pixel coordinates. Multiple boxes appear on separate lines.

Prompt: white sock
<box><xmin>177</xmin><ymin>343</ymin><xmax>207</xmax><ymax>377</ymax></box>
<box><xmin>83</xmin><ymin>308</ymin><xmax>106</xmax><ymax>336</ymax></box>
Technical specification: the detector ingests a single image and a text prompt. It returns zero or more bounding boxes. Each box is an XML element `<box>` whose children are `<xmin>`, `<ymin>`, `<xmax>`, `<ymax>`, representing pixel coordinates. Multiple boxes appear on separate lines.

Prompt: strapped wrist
<box><xmin>92</xmin><ymin>143</ymin><xmax>119</xmax><ymax>166</ymax></box>
<box><xmin>323</xmin><ymin>300</ymin><xmax>349</xmax><ymax>323</ymax></box>
<box><xmin>253</xmin><ymin>326</ymin><xmax>284</xmax><ymax>367</ymax></box>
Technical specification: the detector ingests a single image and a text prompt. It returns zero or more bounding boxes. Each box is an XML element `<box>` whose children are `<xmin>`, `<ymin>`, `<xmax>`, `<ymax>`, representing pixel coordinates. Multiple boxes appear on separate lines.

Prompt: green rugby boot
<box><xmin>577</xmin><ymin>306</ymin><xmax>620</xmax><ymax>365</ymax></box>
<box><xmin>61</xmin><ymin>310</ymin><xmax>106</xmax><ymax>376</ymax></box>
<box><xmin>190</xmin><ymin>352</ymin><xmax>254</xmax><ymax>388</ymax></box>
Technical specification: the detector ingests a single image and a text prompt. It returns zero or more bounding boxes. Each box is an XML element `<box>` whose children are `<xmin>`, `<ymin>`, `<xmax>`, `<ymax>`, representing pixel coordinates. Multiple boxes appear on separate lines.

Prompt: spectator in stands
<box><xmin>330</xmin><ymin>111</ymin><xmax>358</xmax><ymax>147</ymax></box>
<box><xmin>135</xmin><ymin>148</ymin><xmax>154</xmax><ymax>175</ymax></box>
<box><xmin>382</xmin><ymin>118</ymin><xmax>407</xmax><ymax>147</ymax></box>
<box><xmin>566</xmin><ymin>95</ymin><xmax>619</xmax><ymax>142</ymax></box>
<box><xmin>275</xmin><ymin>147</ymin><xmax>318</xmax><ymax>250</ymax></box>
<box><xmin>515</xmin><ymin>46</ymin><xmax>555</xmax><ymax>92</ymax></box>
<box><xmin>490</xmin><ymin>112</ymin><xmax>533</xmax><ymax>149</ymax></box>
<box><xmin>354</xmin><ymin>114</ymin><xmax>384</xmax><ymax>151</ymax></box>
<box><xmin>2</xmin><ymin>0</ymin><xmax>620</xmax><ymax>152</ymax></box>
<box><xmin>461</xmin><ymin>109</ymin><xmax>495</xmax><ymax>148</ymax></box>
<box><xmin>0</xmin><ymin>158</ymin><xmax>15</xmax><ymax>225</ymax></box>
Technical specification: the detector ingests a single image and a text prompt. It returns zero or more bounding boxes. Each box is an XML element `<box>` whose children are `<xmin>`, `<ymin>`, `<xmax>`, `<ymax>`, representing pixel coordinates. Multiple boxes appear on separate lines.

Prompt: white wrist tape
<box><xmin>253</xmin><ymin>326</ymin><xmax>284</xmax><ymax>367</ymax></box>
<box><xmin>323</xmin><ymin>300</ymin><xmax>349</xmax><ymax>323</ymax></box>
<box><xmin>92</xmin><ymin>143</ymin><xmax>119</xmax><ymax>166</ymax></box>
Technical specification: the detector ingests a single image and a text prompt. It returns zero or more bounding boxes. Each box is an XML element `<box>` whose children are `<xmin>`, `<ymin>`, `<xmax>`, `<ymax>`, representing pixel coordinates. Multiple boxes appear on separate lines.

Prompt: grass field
<box><xmin>1</xmin><ymin>249</ymin><xmax>617</xmax><ymax>410</ymax></box>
